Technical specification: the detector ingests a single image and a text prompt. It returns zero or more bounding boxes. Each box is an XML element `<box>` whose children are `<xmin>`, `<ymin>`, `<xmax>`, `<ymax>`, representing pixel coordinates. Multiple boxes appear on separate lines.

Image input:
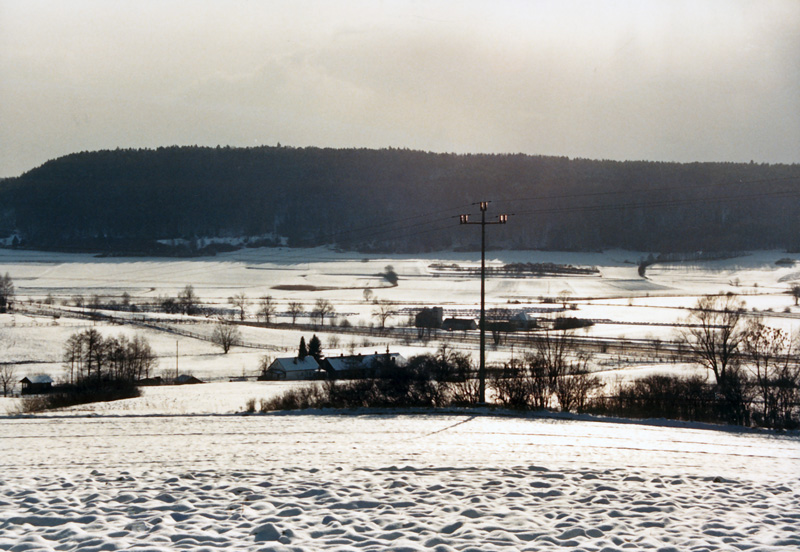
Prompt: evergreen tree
<box><xmin>298</xmin><ymin>336</ymin><xmax>308</xmax><ymax>360</ymax></box>
<box><xmin>308</xmin><ymin>334</ymin><xmax>322</xmax><ymax>361</ymax></box>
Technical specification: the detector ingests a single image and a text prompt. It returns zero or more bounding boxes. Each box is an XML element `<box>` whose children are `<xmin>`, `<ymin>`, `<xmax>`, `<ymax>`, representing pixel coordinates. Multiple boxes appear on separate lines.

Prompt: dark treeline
<box><xmin>1</xmin><ymin>146</ymin><xmax>798</xmax><ymax>254</ymax></box>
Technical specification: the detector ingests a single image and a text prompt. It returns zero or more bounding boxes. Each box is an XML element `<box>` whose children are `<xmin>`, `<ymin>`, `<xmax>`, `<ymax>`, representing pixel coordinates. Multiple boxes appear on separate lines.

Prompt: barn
<box><xmin>20</xmin><ymin>375</ymin><xmax>53</xmax><ymax>395</ymax></box>
<box><xmin>261</xmin><ymin>357</ymin><xmax>321</xmax><ymax>380</ymax></box>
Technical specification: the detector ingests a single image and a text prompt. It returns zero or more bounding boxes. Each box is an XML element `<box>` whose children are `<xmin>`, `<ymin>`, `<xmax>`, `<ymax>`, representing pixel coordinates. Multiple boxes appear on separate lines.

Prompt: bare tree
<box><xmin>179</xmin><ymin>285</ymin><xmax>200</xmax><ymax>315</ymax></box>
<box><xmin>557</xmin><ymin>289</ymin><xmax>572</xmax><ymax>309</ymax></box>
<box><xmin>0</xmin><ymin>364</ymin><xmax>16</xmax><ymax>397</ymax></box>
<box><xmin>680</xmin><ymin>294</ymin><xmax>746</xmax><ymax>389</ymax></box>
<box><xmin>312</xmin><ymin>298</ymin><xmax>335</xmax><ymax>327</ymax></box>
<box><xmin>258</xmin><ymin>295</ymin><xmax>277</xmax><ymax>324</ymax></box>
<box><xmin>212</xmin><ymin>320</ymin><xmax>241</xmax><ymax>354</ymax></box>
<box><xmin>287</xmin><ymin>302</ymin><xmax>304</xmax><ymax>325</ymax></box>
<box><xmin>82</xmin><ymin>328</ymin><xmax>107</xmax><ymax>380</ymax></box>
<box><xmin>492</xmin><ymin>356</ymin><xmax>534</xmax><ymax>409</ymax></box>
<box><xmin>363</xmin><ymin>288</ymin><xmax>374</xmax><ymax>303</ymax></box>
<box><xmin>0</xmin><ymin>272</ymin><xmax>13</xmax><ymax>313</ymax></box>
<box><xmin>792</xmin><ymin>285</ymin><xmax>800</xmax><ymax>307</ymax></box>
<box><xmin>372</xmin><ymin>300</ymin><xmax>394</xmax><ymax>331</ymax></box>
<box><xmin>228</xmin><ymin>293</ymin><xmax>249</xmax><ymax>321</ymax></box>
<box><xmin>125</xmin><ymin>335</ymin><xmax>158</xmax><ymax>380</ymax></box>
<box><xmin>63</xmin><ymin>332</ymin><xmax>84</xmax><ymax>383</ymax></box>
<box><xmin>526</xmin><ymin>328</ymin><xmax>599</xmax><ymax>412</ymax></box>
<box><xmin>61</xmin><ymin>329</ymin><xmax>156</xmax><ymax>383</ymax></box>
<box><xmin>743</xmin><ymin>322</ymin><xmax>800</xmax><ymax>428</ymax></box>
<box><xmin>680</xmin><ymin>294</ymin><xmax>753</xmax><ymax>424</ymax></box>
<box><xmin>553</xmin><ymin>355</ymin><xmax>599</xmax><ymax>413</ymax></box>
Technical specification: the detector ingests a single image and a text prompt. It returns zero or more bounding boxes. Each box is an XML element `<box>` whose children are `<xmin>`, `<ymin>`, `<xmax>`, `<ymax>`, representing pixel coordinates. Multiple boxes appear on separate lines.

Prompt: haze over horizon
<box><xmin>1</xmin><ymin>0</ymin><xmax>799</xmax><ymax>178</ymax></box>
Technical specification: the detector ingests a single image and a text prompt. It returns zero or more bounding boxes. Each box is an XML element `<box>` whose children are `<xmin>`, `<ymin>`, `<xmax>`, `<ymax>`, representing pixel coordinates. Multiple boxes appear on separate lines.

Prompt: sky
<box><xmin>1</xmin><ymin>0</ymin><xmax>798</xmax><ymax>177</ymax></box>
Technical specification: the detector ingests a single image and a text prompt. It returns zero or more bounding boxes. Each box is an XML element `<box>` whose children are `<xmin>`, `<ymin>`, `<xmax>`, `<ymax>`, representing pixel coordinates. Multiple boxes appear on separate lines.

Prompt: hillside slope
<box><xmin>1</xmin><ymin>146</ymin><xmax>798</xmax><ymax>254</ymax></box>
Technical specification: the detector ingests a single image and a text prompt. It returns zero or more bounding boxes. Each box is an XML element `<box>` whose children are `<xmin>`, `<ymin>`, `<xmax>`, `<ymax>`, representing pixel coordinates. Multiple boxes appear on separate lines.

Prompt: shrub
<box><xmin>258</xmin><ymin>384</ymin><xmax>327</xmax><ymax>411</ymax></box>
<box><xmin>18</xmin><ymin>378</ymin><xmax>141</xmax><ymax>413</ymax></box>
<box><xmin>586</xmin><ymin>374</ymin><xmax>721</xmax><ymax>422</ymax></box>
<box><xmin>553</xmin><ymin>317</ymin><xmax>594</xmax><ymax>330</ymax></box>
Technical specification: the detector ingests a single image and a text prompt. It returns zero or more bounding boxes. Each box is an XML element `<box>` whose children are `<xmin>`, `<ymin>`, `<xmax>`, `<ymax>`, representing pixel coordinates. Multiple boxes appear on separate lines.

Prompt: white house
<box><xmin>262</xmin><ymin>356</ymin><xmax>321</xmax><ymax>380</ymax></box>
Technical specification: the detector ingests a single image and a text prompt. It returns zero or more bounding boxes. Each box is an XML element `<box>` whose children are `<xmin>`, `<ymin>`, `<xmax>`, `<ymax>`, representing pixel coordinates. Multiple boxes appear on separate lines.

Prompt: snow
<box><xmin>2</xmin><ymin>247</ymin><xmax>800</xmax><ymax>550</ymax></box>
<box><xmin>1</xmin><ymin>411</ymin><xmax>798</xmax><ymax>551</ymax></box>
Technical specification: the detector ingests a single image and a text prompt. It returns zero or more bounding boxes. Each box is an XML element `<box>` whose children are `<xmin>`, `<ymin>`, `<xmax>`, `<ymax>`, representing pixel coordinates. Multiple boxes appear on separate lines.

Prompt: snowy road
<box><xmin>1</xmin><ymin>413</ymin><xmax>799</xmax><ymax>551</ymax></box>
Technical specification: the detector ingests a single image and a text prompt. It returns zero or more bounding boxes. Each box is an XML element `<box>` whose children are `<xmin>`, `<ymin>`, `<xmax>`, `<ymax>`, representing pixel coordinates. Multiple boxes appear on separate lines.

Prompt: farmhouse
<box><xmin>321</xmin><ymin>352</ymin><xmax>406</xmax><ymax>380</ymax></box>
<box><xmin>442</xmin><ymin>318</ymin><xmax>477</xmax><ymax>331</ymax></box>
<box><xmin>20</xmin><ymin>375</ymin><xmax>53</xmax><ymax>395</ymax></box>
<box><xmin>261</xmin><ymin>356</ymin><xmax>321</xmax><ymax>380</ymax></box>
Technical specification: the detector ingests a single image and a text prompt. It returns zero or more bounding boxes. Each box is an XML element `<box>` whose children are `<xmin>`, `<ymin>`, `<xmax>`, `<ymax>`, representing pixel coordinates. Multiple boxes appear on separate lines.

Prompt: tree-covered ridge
<box><xmin>0</xmin><ymin>146</ymin><xmax>798</xmax><ymax>254</ymax></box>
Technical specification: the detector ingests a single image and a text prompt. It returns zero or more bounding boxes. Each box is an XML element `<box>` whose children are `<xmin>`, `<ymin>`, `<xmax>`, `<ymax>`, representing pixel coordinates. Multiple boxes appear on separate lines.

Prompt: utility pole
<box><xmin>459</xmin><ymin>201</ymin><xmax>508</xmax><ymax>403</ymax></box>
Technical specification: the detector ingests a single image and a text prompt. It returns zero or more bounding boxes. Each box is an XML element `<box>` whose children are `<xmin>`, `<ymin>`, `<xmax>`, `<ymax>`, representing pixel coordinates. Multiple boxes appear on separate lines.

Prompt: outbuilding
<box><xmin>442</xmin><ymin>318</ymin><xmax>477</xmax><ymax>331</ymax></box>
<box><xmin>320</xmin><ymin>352</ymin><xmax>406</xmax><ymax>380</ymax></box>
<box><xmin>175</xmin><ymin>374</ymin><xmax>204</xmax><ymax>385</ymax></box>
<box><xmin>261</xmin><ymin>356</ymin><xmax>321</xmax><ymax>381</ymax></box>
<box><xmin>20</xmin><ymin>375</ymin><xmax>53</xmax><ymax>395</ymax></box>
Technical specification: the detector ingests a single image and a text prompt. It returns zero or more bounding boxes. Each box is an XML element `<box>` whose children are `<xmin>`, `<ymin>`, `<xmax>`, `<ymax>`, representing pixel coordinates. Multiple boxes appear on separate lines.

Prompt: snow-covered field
<box><xmin>3</xmin><ymin>246</ymin><xmax>800</xmax><ymax>383</ymax></box>
<box><xmin>1</xmin><ymin>411</ymin><xmax>799</xmax><ymax>551</ymax></box>
<box><xmin>2</xmin><ymin>247</ymin><xmax>800</xmax><ymax>550</ymax></box>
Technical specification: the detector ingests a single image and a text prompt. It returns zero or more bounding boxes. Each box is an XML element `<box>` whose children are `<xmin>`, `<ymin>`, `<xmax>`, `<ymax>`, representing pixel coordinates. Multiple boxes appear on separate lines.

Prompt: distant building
<box><xmin>20</xmin><ymin>375</ymin><xmax>53</xmax><ymax>395</ymax></box>
<box><xmin>174</xmin><ymin>374</ymin><xmax>204</xmax><ymax>385</ymax></box>
<box><xmin>320</xmin><ymin>352</ymin><xmax>406</xmax><ymax>380</ymax></box>
<box><xmin>442</xmin><ymin>318</ymin><xmax>477</xmax><ymax>331</ymax></box>
<box><xmin>415</xmin><ymin>307</ymin><xmax>443</xmax><ymax>329</ymax></box>
<box><xmin>261</xmin><ymin>356</ymin><xmax>321</xmax><ymax>381</ymax></box>
<box><xmin>510</xmin><ymin>311</ymin><xmax>534</xmax><ymax>329</ymax></box>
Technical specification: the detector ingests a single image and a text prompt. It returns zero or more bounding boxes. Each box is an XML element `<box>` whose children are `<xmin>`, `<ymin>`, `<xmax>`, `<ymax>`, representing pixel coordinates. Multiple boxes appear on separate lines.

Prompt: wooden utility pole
<box><xmin>459</xmin><ymin>201</ymin><xmax>508</xmax><ymax>403</ymax></box>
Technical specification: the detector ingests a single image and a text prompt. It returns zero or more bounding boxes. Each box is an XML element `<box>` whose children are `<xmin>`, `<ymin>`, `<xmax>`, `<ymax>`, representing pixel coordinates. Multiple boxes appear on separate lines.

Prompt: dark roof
<box><xmin>20</xmin><ymin>375</ymin><xmax>53</xmax><ymax>384</ymax></box>
<box><xmin>324</xmin><ymin>353</ymin><xmax>406</xmax><ymax>373</ymax></box>
<box><xmin>175</xmin><ymin>374</ymin><xmax>203</xmax><ymax>384</ymax></box>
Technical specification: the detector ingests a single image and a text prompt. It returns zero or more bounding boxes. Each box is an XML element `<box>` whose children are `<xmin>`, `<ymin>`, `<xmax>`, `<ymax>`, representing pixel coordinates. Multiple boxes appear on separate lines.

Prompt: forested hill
<box><xmin>1</xmin><ymin>146</ymin><xmax>798</xmax><ymax>255</ymax></box>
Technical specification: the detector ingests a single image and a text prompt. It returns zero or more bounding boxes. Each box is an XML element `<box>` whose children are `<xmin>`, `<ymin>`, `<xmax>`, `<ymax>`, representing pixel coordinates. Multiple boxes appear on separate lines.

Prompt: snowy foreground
<box><xmin>2</xmin><ymin>410</ymin><xmax>799</xmax><ymax>552</ymax></box>
<box><xmin>2</xmin><ymin>247</ymin><xmax>800</xmax><ymax>550</ymax></box>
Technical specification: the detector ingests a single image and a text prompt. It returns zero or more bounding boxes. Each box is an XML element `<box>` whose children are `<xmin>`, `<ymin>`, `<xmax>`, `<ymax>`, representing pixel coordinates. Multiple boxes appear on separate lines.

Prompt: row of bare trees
<box><xmin>491</xmin><ymin>329</ymin><xmax>599</xmax><ymax>412</ymax></box>
<box><xmin>63</xmin><ymin>329</ymin><xmax>158</xmax><ymax>384</ymax></box>
<box><xmin>681</xmin><ymin>294</ymin><xmax>800</xmax><ymax>428</ymax></box>
<box><xmin>229</xmin><ymin>294</ymin><xmax>336</xmax><ymax>326</ymax></box>
<box><xmin>486</xmin><ymin>293</ymin><xmax>799</xmax><ymax>428</ymax></box>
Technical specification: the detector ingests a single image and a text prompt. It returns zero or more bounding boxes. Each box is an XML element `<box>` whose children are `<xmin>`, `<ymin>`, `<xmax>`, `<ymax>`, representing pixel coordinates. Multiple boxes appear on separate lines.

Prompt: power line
<box><xmin>459</xmin><ymin>201</ymin><xmax>509</xmax><ymax>404</ymax></box>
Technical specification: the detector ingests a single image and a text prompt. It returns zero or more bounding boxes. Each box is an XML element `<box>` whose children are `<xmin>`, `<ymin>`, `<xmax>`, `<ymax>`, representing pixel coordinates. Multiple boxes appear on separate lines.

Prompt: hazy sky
<box><xmin>1</xmin><ymin>0</ymin><xmax>798</xmax><ymax>177</ymax></box>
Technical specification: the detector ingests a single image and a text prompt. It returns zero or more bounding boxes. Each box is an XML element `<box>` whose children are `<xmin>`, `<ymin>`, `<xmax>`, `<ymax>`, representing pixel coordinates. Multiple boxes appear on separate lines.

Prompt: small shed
<box><xmin>20</xmin><ymin>375</ymin><xmax>53</xmax><ymax>395</ymax></box>
<box><xmin>261</xmin><ymin>356</ymin><xmax>321</xmax><ymax>381</ymax></box>
<box><xmin>175</xmin><ymin>374</ymin><xmax>204</xmax><ymax>385</ymax></box>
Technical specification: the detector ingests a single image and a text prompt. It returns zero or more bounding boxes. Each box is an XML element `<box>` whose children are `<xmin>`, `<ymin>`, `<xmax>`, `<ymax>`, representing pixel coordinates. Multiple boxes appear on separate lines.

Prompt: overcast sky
<box><xmin>1</xmin><ymin>0</ymin><xmax>798</xmax><ymax>177</ymax></box>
